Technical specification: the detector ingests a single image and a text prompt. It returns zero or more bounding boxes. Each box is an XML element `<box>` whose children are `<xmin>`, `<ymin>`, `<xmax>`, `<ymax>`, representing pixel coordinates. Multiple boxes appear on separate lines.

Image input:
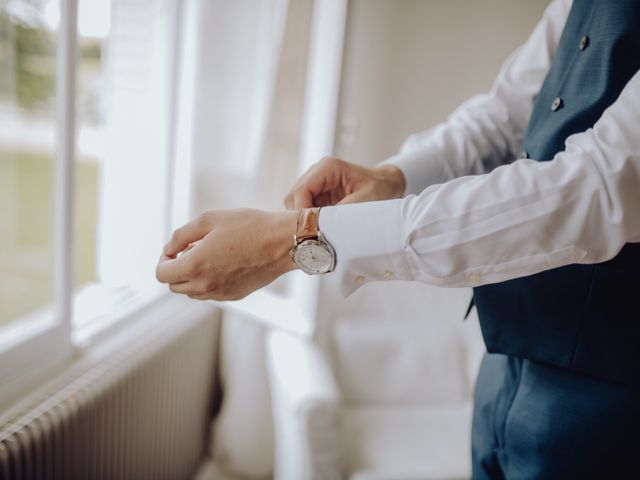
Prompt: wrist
<box><xmin>374</xmin><ymin>164</ymin><xmax>406</xmax><ymax>198</ymax></box>
<box><xmin>271</xmin><ymin>210</ymin><xmax>299</xmax><ymax>275</ymax></box>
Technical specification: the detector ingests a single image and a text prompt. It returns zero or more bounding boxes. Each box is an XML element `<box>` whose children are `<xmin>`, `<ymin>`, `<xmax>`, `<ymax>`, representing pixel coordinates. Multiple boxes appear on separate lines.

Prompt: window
<box><xmin>0</xmin><ymin>0</ymin><xmax>58</xmax><ymax>330</ymax></box>
<box><xmin>74</xmin><ymin>0</ymin><xmax>183</xmax><ymax>335</ymax></box>
<box><xmin>0</xmin><ymin>0</ymin><xmax>183</xmax><ymax>406</ymax></box>
<box><xmin>0</xmin><ymin>0</ymin><xmax>74</xmax><ymax>405</ymax></box>
<box><xmin>0</xmin><ymin>0</ymin><xmax>345</xmax><ymax>406</ymax></box>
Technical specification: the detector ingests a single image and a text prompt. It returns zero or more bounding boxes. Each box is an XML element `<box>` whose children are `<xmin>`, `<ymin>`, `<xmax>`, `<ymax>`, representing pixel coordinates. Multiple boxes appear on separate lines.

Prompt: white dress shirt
<box><xmin>320</xmin><ymin>0</ymin><xmax>640</xmax><ymax>296</ymax></box>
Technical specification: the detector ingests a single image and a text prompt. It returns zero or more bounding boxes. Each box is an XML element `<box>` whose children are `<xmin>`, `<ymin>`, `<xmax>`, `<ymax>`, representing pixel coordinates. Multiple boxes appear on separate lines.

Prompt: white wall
<box><xmin>335</xmin><ymin>0</ymin><xmax>550</xmax><ymax>165</ymax></box>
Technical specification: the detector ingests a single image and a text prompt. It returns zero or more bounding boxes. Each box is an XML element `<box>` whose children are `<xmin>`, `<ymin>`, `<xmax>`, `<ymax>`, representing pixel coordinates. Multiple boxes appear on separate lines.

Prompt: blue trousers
<box><xmin>471</xmin><ymin>353</ymin><xmax>640</xmax><ymax>479</ymax></box>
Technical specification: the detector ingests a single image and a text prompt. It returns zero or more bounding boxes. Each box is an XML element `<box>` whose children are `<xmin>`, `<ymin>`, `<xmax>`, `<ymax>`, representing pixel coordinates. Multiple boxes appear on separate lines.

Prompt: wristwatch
<box><xmin>290</xmin><ymin>207</ymin><xmax>336</xmax><ymax>275</ymax></box>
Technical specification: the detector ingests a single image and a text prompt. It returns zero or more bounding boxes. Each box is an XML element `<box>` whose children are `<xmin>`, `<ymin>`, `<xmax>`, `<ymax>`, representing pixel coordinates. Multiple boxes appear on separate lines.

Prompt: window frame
<box><xmin>0</xmin><ymin>0</ymin><xmax>186</xmax><ymax>407</ymax></box>
<box><xmin>0</xmin><ymin>0</ymin><xmax>349</xmax><ymax>408</ymax></box>
<box><xmin>0</xmin><ymin>0</ymin><xmax>78</xmax><ymax>407</ymax></box>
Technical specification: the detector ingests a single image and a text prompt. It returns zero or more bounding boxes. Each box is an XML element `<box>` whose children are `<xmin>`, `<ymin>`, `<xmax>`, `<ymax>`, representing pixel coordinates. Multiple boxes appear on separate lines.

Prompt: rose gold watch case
<box><xmin>290</xmin><ymin>233</ymin><xmax>336</xmax><ymax>275</ymax></box>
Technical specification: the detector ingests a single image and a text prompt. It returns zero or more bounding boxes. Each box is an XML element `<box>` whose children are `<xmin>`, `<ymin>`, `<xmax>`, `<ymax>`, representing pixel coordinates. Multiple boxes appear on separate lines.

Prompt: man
<box><xmin>156</xmin><ymin>0</ymin><xmax>640</xmax><ymax>477</ymax></box>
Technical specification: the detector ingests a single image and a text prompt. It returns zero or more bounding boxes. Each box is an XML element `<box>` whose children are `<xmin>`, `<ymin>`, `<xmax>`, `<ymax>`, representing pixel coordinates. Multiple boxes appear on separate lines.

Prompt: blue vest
<box><xmin>473</xmin><ymin>0</ymin><xmax>640</xmax><ymax>388</ymax></box>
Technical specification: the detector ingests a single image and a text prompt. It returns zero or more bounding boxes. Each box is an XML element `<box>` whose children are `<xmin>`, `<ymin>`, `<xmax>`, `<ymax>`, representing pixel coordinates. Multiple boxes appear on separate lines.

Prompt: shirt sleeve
<box><xmin>382</xmin><ymin>0</ymin><xmax>572</xmax><ymax>196</ymax></box>
<box><xmin>321</xmin><ymin>68</ymin><xmax>640</xmax><ymax>296</ymax></box>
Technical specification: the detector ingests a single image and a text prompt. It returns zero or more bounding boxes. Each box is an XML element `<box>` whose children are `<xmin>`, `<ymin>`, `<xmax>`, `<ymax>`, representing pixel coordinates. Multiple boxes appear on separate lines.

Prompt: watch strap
<box><xmin>295</xmin><ymin>207</ymin><xmax>321</xmax><ymax>244</ymax></box>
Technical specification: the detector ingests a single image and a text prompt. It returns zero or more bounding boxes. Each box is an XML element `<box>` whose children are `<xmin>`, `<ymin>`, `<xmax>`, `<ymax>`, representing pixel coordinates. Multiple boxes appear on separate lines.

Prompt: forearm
<box><xmin>321</xmin><ymin>70</ymin><xmax>640</xmax><ymax>295</ymax></box>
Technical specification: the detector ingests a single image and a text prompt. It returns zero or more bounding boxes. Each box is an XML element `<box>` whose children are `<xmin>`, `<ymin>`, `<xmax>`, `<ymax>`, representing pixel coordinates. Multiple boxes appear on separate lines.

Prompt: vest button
<box><xmin>579</xmin><ymin>35</ymin><xmax>590</xmax><ymax>51</ymax></box>
<box><xmin>551</xmin><ymin>96</ymin><xmax>563</xmax><ymax>112</ymax></box>
<box><xmin>519</xmin><ymin>150</ymin><xmax>529</xmax><ymax>159</ymax></box>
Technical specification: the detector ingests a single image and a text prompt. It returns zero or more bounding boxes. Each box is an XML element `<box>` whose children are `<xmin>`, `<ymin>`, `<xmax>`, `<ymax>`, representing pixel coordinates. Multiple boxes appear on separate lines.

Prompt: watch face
<box><xmin>293</xmin><ymin>240</ymin><xmax>334</xmax><ymax>274</ymax></box>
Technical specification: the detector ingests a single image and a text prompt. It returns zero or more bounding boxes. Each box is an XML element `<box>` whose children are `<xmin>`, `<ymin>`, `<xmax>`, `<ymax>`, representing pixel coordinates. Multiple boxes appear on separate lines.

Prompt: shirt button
<box><xmin>383</xmin><ymin>271</ymin><xmax>395</xmax><ymax>280</ymax></box>
<box><xmin>468</xmin><ymin>273</ymin><xmax>481</xmax><ymax>283</ymax></box>
<box><xmin>551</xmin><ymin>96</ymin><xmax>563</xmax><ymax>112</ymax></box>
<box><xmin>579</xmin><ymin>35</ymin><xmax>590</xmax><ymax>51</ymax></box>
<box><xmin>355</xmin><ymin>275</ymin><xmax>366</xmax><ymax>285</ymax></box>
<box><xmin>519</xmin><ymin>150</ymin><xmax>529</xmax><ymax>159</ymax></box>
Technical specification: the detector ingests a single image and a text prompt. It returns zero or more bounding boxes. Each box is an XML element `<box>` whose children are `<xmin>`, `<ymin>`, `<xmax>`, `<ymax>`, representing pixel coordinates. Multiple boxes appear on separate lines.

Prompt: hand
<box><xmin>156</xmin><ymin>209</ymin><xmax>297</xmax><ymax>301</ymax></box>
<box><xmin>283</xmin><ymin>157</ymin><xmax>406</xmax><ymax>209</ymax></box>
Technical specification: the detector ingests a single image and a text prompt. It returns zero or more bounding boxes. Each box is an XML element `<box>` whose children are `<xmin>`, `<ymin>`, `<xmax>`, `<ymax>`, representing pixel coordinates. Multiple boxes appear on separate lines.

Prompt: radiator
<box><xmin>0</xmin><ymin>296</ymin><xmax>221</xmax><ymax>480</ymax></box>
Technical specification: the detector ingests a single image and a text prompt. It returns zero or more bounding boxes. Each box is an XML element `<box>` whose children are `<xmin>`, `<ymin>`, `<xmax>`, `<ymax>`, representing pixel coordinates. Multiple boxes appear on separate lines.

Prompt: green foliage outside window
<box><xmin>0</xmin><ymin>6</ymin><xmax>56</xmax><ymax>112</ymax></box>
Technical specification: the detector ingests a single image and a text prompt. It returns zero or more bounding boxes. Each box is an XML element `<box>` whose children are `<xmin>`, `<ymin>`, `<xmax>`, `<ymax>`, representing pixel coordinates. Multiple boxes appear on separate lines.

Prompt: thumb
<box><xmin>164</xmin><ymin>216</ymin><xmax>212</xmax><ymax>257</ymax></box>
<box><xmin>293</xmin><ymin>187</ymin><xmax>316</xmax><ymax>209</ymax></box>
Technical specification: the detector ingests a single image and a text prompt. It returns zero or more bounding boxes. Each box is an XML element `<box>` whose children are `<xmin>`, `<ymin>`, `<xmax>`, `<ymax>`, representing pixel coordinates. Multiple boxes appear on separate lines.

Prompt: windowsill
<box><xmin>0</xmin><ymin>283</ymin><xmax>168</xmax><ymax>353</ymax></box>
<box><xmin>0</xmin><ymin>283</ymin><xmax>176</xmax><ymax>412</ymax></box>
<box><xmin>72</xmin><ymin>283</ymin><xmax>168</xmax><ymax>348</ymax></box>
<box><xmin>0</xmin><ymin>306</ymin><xmax>59</xmax><ymax>355</ymax></box>
<box><xmin>0</xmin><ymin>291</ymin><xmax>220</xmax><ymax>427</ymax></box>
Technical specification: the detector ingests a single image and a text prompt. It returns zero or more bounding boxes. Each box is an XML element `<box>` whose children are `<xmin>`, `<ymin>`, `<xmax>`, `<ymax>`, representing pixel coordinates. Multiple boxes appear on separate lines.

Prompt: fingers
<box><xmin>170</xmin><ymin>280</ymin><xmax>210</xmax><ymax>300</ymax></box>
<box><xmin>164</xmin><ymin>215</ymin><xmax>212</xmax><ymax>257</ymax></box>
<box><xmin>157</xmin><ymin>252</ymin><xmax>210</xmax><ymax>298</ymax></box>
<box><xmin>292</xmin><ymin>187</ymin><xmax>315</xmax><ymax>210</ymax></box>
<box><xmin>156</xmin><ymin>253</ymin><xmax>195</xmax><ymax>284</ymax></box>
<box><xmin>168</xmin><ymin>281</ymin><xmax>197</xmax><ymax>295</ymax></box>
<box><xmin>283</xmin><ymin>157</ymin><xmax>346</xmax><ymax>210</ymax></box>
<box><xmin>315</xmin><ymin>191</ymin><xmax>344</xmax><ymax>207</ymax></box>
<box><xmin>188</xmin><ymin>293</ymin><xmax>211</xmax><ymax>301</ymax></box>
<box><xmin>285</xmin><ymin>169</ymin><xmax>322</xmax><ymax>209</ymax></box>
<box><xmin>283</xmin><ymin>191</ymin><xmax>295</xmax><ymax>210</ymax></box>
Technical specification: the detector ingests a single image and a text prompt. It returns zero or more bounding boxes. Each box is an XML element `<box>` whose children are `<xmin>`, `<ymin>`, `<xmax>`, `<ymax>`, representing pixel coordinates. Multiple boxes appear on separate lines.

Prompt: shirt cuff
<box><xmin>319</xmin><ymin>199</ymin><xmax>413</xmax><ymax>296</ymax></box>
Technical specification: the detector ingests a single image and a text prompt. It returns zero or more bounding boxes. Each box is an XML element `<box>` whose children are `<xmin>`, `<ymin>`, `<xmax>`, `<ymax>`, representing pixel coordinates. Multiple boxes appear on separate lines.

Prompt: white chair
<box><xmin>266</xmin><ymin>284</ymin><xmax>485</xmax><ymax>480</ymax></box>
